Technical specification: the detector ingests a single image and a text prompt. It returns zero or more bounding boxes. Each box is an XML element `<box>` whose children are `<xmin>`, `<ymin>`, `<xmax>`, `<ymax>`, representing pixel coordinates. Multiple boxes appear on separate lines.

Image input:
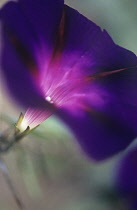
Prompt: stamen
<box><xmin>45</xmin><ymin>96</ymin><xmax>53</xmax><ymax>103</ymax></box>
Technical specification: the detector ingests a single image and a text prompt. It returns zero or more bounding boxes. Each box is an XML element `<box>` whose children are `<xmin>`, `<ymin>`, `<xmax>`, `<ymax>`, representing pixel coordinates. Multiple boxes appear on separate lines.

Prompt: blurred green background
<box><xmin>0</xmin><ymin>0</ymin><xmax>137</xmax><ymax>209</ymax></box>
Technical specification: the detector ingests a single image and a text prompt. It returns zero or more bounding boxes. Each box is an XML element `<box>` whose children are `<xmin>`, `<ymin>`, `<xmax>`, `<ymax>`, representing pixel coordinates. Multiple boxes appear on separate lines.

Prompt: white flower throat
<box><xmin>45</xmin><ymin>96</ymin><xmax>54</xmax><ymax>103</ymax></box>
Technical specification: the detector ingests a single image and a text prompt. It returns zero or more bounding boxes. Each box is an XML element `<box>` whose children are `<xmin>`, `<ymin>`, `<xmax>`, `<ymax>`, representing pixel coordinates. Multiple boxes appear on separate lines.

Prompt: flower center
<box><xmin>45</xmin><ymin>96</ymin><xmax>53</xmax><ymax>104</ymax></box>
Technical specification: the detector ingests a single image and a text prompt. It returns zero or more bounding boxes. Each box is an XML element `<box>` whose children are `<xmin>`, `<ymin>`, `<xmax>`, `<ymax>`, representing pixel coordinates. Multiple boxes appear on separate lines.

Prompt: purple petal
<box><xmin>130</xmin><ymin>202</ymin><xmax>137</xmax><ymax>210</ymax></box>
<box><xmin>117</xmin><ymin>146</ymin><xmax>137</xmax><ymax>196</ymax></box>
<box><xmin>59</xmin><ymin>5</ymin><xmax>137</xmax><ymax>76</ymax></box>
<box><xmin>0</xmin><ymin>2</ymin><xmax>38</xmax><ymax>54</ymax></box>
<box><xmin>1</xmin><ymin>1</ymin><xmax>137</xmax><ymax>161</ymax></box>
<box><xmin>54</xmin><ymin>6</ymin><xmax>137</xmax><ymax>160</ymax></box>
<box><xmin>56</xmin><ymin>66</ymin><xmax>137</xmax><ymax>160</ymax></box>
<box><xmin>57</xmin><ymin>106</ymin><xmax>137</xmax><ymax>160</ymax></box>
<box><xmin>1</xmin><ymin>34</ymin><xmax>52</xmax><ymax>109</ymax></box>
<box><xmin>116</xmin><ymin>146</ymin><xmax>137</xmax><ymax>209</ymax></box>
<box><xmin>19</xmin><ymin>0</ymin><xmax>64</xmax><ymax>46</ymax></box>
<box><xmin>0</xmin><ymin>0</ymin><xmax>63</xmax><ymax>108</ymax></box>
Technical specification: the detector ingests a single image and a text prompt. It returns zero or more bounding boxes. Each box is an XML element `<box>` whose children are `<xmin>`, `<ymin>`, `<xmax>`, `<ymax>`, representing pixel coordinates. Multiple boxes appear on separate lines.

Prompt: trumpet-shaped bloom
<box><xmin>116</xmin><ymin>146</ymin><xmax>137</xmax><ymax>210</ymax></box>
<box><xmin>1</xmin><ymin>0</ymin><xmax>137</xmax><ymax>160</ymax></box>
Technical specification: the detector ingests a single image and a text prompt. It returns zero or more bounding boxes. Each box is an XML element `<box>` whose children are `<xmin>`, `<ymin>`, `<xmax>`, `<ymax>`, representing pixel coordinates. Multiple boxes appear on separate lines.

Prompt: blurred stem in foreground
<box><xmin>0</xmin><ymin>113</ymin><xmax>39</xmax><ymax>210</ymax></box>
<box><xmin>0</xmin><ymin>113</ymin><xmax>30</xmax><ymax>153</ymax></box>
<box><xmin>0</xmin><ymin>158</ymin><xmax>24</xmax><ymax>210</ymax></box>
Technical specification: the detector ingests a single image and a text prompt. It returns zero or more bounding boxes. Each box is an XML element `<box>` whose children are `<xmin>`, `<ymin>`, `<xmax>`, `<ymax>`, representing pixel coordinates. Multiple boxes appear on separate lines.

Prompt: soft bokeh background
<box><xmin>0</xmin><ymin>0</ymin><xmax>137</xmax><ymax>209</ymax></box>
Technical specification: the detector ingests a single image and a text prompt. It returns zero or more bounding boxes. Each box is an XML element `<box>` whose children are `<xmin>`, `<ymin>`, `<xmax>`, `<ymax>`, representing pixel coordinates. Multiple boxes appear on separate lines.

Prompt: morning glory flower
<box><xmin>116</xmin><ymin>146</ymin><xmax>137</xmax><ymax>210</ymax></box>
<box><xmin>1</xmin><ymin>0</ymin><xmax>137</xmax><ymax>160</ymax></box>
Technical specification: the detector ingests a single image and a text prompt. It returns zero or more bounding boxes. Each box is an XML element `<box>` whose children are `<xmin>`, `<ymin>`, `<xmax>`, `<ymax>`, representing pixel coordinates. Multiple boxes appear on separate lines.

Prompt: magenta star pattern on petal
<box><xmin>1</xmin><ymin>0</ymin><xmax>137</xmax><ymax>160</ymax></box>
